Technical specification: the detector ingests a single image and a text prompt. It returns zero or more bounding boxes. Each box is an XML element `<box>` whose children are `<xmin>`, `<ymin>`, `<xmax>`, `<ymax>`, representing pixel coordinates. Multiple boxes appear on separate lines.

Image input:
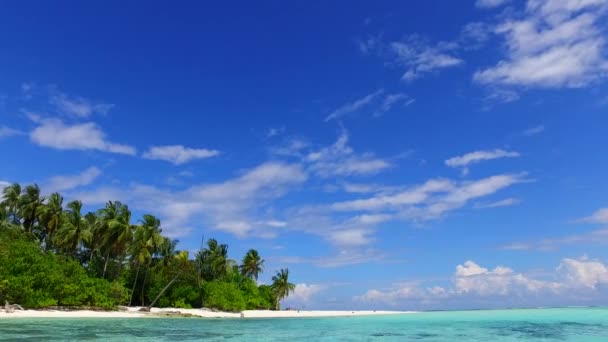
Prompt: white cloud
<box><xmin>580</xmin><ymin>207</ymin><xmax>608</xmax><ymax>224</ymax></box>
<box><xmin>275</xmin><ymin>249</ymin><xmax>387</xmax><ymax>268</ymax></box>
<box><xmin>29</xmin><ymin>117</ymin><xmax>136</xmax><ymax>155</ymax></box>
<box><xmin>356</xmin><ymin>257</ymin><xmax>608</xmax><ymax>308</ymax></box>
<box><xmin>391</xmin><ymin>37</ymin><xmax>463</xmax><ymax>82</ymax></box>
<box><xmin>332</xmin><ymin>173</ymin><xmax>525</xmax><ymax>221</ymax></box>
<box><xmin>46</xmin><ymin>167</ymin><xmax>102</xmax><ymax>192</ymax></box>
<box><xmin>325</xmin><ymin>89</ymin><xmax>384</xmax><ymax>121</ymax></box>
<box><xmin>476</xmin><ymin>0</ymin><xmax>511</xmax><ymax>9</ymax></box>
<box><xmin>0</xmin><ymin>126</ymin><xmax>25</xmax><ymax>138</ymax></box>
<box><xmin>143</xmin><ymin>145</ymin><xmax>220</xmax><ymax>165</ymax></box>
<box><xmin>523</xmin><ymin>125</ymin><xmax>545</xmax><ymax>136</ymax></box>
<box><xmin>284</xmin><ymin>284</ymin><xmax>326</xmax><ymax>304</ymax></box>
<box><xmin>453</xmin><ymin>260</ymin><xmax>555</xmax><ymax>296</ymax></box>
<box><xmin>50</xmin><ymin>93</ymin><xmax>114</xmax><ymax>117</ymax></box>
<box><xmin>0</xmin><ymin>180</ymin><xmax>11</xmax><ymax>189</ymax></box>
<box><xmin>266</xmin><ymin>126</ymin><xmax>286</xmax><ymax>138</ymax></box>
<box><xmin>374</xmin><ymin>93</ymin><xmax>414</xmax><ymax>117</ymax></box>
<box><xmin>499</xmin><ymin>228</ymin><xmax>608</xmax><ymax>251</ymax></box>
<box><xmin>474</xmin><ymin>0</ymin><xmax>608</xmax><ymax>88</ymax></box>
<box><xmin>558</xmin><ymin>257</ymin><xmax>608</xmax><ymax>289</ymax></box>
<box><xmin>326</xmin><ymin>228</ymin><xmax>375</xmax><ymax>247</ymax></box>
<box><xmin>69</xmin><ymin>162</ymin><xmax>307</xmax><ymax>238</ymax></box>
<box><xmin>476</xmin><ymin>197</ymin><xmax>521</xmax><ymax>208</ymax></box>
<box><xmin>306</xmin><ymin>131</ymin><xmax>390</xmax><ymax>177</ymax></box>
<box><xmin>445</xmin><ymin>149</ymin><xmax>520</xmax><ymax>175</ymax></box>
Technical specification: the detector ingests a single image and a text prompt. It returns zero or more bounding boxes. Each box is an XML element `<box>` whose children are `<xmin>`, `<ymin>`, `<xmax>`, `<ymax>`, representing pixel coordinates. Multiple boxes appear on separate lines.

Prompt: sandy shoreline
<box><xmin>0</xmin><ymin>307</ymin><xmax>414</xmax><ymax>319</ymax></box>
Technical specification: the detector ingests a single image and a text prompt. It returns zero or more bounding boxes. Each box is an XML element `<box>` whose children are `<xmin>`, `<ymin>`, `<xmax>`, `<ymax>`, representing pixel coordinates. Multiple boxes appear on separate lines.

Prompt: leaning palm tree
<box><xmin>271</xmin><ymin>268</ymin><xmax>295</xmax><ymax>310</ymax></box>
<box><xmin>130</xmin><ymin>214</ymin><xmax>164</xmax><ymax>306</ymax></box>
<box><xmin>240</xmin><ymin>249</ymin><xmax>264</xmax><ymax>281</ymax></box>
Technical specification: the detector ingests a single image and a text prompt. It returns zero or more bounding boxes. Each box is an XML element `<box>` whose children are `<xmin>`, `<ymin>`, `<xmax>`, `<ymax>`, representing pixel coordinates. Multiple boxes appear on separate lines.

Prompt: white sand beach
<box><xmin>0</xmin><ymin>307</ymin><xmax>413</xmax><ymax>319</ymax></box>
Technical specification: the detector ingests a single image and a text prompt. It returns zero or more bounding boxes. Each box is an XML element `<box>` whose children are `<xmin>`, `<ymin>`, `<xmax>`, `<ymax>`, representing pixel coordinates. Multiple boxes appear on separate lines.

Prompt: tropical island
<box><xmin>0</xmin><ymin>183</ymin><xmax>405</xmax><ymax>319</ymax></box>
<box><xmin>0</xmin><ymin>183</ymin><xmax>291</xmax><ymax>313</ymax></box>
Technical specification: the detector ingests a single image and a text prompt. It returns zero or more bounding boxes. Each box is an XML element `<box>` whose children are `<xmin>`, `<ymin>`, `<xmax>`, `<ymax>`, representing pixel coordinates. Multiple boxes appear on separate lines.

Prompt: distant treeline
<box><xmin>0</xmin><ymin>183</ymin><xmax>295</xmax><ymax>311</ymax></box>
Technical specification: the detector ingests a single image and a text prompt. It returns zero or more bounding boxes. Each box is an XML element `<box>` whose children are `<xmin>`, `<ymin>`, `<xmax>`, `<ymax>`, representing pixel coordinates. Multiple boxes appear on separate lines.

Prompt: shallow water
<box><xmin>1</xmin><ymin>308</ymin><xmax>607</xmax><ymax>341</ymax></box>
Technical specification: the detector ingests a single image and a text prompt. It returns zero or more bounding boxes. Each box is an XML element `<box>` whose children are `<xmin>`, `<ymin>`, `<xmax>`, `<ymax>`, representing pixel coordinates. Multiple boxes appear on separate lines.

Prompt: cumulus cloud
<box><xmin>284</xmin><ymin>284</ymin><xmax>326</xmax><ymax>304</ymax></box>
<box><xmin>29</xmin><ymin>117</ymin><xmax>136</xmax><ymax>155</ymax></box>
<box><xmin>143</xmin><ymin>145</ymin><xmax>220</xmax><ymax>165</ymax></box>
<box><xmin>46</xmin><ymin>167</ymin><xmax>102</xmax><ymax>192</ymax></box>
<box><xmin>474</xmin><ymin>0</ymin><xmax>608</xmax><ymax>88</ymax></box>
<box><xmin>356</xmin><ymin>257</ymin><xmax>608</xmax><ymax>308</ymax></box>
<box><xmin>445</xmin><ymin>149</ymin><xmax>520</xmax><ymax>175</ymax></box>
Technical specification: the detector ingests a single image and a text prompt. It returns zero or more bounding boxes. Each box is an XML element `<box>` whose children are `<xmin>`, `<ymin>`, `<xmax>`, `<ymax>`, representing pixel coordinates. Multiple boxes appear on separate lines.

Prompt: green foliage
<box><xmin>202</xmin><ymin>281</ymin><xmax>246</xmax><ymax>312</ymax></box>
<box><xmin>0</xmin><ymin>183</ymin><xmax>295</xmax><ymax>312</ymax></box>
<box><xmin>0</xmin><ymin>228</ymin><xmax>128</xmax><ymax>309</ymax></box>
<box><xmin>240</xmin><ymin>278</ymin><xmax>272</xmax><ymax>309</ymax></box>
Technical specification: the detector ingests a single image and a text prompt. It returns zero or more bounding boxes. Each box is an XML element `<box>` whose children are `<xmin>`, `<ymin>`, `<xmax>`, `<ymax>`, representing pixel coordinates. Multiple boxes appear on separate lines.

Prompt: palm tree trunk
<box><xmin>147</xmin><ymin>272</ymin><xmax>181</xmax><ymax>309</ymax></box>
<box><xmin>140</xmin><ymin>262</ymin><xmax>150</xmax><ymax>306</ymax></box>
<box><xmin>102</xmin><ymin>250</ymin><xmax>111</xmax><ymax>278</ymax></box>
<box><xmin>128</xmin><ymin>263</ymin><xmax>141</xmax><ymax>307</ymax></box>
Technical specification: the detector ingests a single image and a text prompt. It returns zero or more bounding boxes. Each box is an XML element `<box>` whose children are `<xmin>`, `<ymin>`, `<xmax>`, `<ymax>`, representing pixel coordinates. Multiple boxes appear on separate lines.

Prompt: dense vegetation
<box><xmin>0</xmin><ymin>183</ymin><xmax>295</xmax><ymax>311</ymax></box>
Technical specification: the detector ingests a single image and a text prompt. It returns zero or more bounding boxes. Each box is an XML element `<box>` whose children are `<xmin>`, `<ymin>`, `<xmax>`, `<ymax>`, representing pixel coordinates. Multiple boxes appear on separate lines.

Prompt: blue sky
<box><xmin>2</xmin><ymin>0</ymin><xmax>608</xmax><ymax>310</ymax></box>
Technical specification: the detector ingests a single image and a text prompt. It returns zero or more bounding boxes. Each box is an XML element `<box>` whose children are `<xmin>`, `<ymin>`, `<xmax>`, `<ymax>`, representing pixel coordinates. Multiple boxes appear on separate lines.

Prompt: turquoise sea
<box><xmin>1</xmin><ymin>308</ymin><xmax>607</xmax><ymax>341</ymax></box>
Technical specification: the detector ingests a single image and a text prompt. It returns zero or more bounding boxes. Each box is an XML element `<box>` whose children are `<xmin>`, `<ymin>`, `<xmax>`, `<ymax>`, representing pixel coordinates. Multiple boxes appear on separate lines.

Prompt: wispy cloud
<box><xmin>143</xmin><ymin>145</ymin><xmax>220</xmax><ymax>165</ymax></box>
<box><xmin>499</xmin><ymin>228</ymin><xmax>608</xmax><ymax>251</ymax></box>
<box><xmin>0</xmin><ymin>126</ymin><xmax>25</xmax><ymax>138</ymax></box>
<box><xmin>69</xmin><ymin>162</ymin><xmax>307</xmax><ymax>238</ymax></box>
<box><xmin>331</xmin><ymin>173</ymin><xmax>526</xmax><ymax>221</ymax></box>
<box><xmin>475</xmin><ymin>197</ymin><xmax>521</xmax><ymax>208</ymax></box>
<box><xmin>29</xmin><ymin>117</ymin><xmax>136</xmax><ymax>155</ymax></box>
<box><xmin>523</xmin><ymin>125</ymin><xmax>545</xmax><ymax>136</ymax></box>
<box><xmin>325</xmin><ymin>89</ymin><xmax>384</xmax><ymax>121</ymax></box>
<box><xmin>391</xmin><ymin>37</ymin><xmax>463</xmax><ymax>82</ymax></box>
<box><xmin>46</xmin><ymin>167</ymin><xmax>102</xmax><ymax>192</ymax></box>
<box><xmin>445</xmin><ymin>149</ymin><xmax>520</xmax><ymax>175</ymax></box>
<box><xmin>474</xmin><ymin>0</ymin><xmax>608</xmax><ymax>88</ymax></box>
<box><xmin>50</xmin><ymin>92</ymin><xmax>114</xmax><ymax>117</ymax></box>
<box><xmin>475</xmin><ymin>0</ymin><xmax>511</xmax><ymax>9</ymax></box>
<box><xmin>374</xmin><ymin>93</ymin><xmax>414</xmax><ymax>117</ymax></box>
<box><xmin>579</xmin><ymin>207</ymin><xmax>608</xmax><ymax>224</ymax></box>
<box><xmin>306</xmin><ymin>131</ymin><xmax>390</xmax><ymax>177</ymax></box>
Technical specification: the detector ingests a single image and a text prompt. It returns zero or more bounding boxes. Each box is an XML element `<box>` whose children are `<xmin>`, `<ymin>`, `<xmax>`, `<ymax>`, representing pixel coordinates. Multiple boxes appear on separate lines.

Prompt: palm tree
<box><xmin>82</xmin><ymin>211</ymin><xmax>102</xmax><ymax>267</ymax></box>
<box><xmin>55</xmin><ymin>200</ymin><xmax>90</xmax><ymax>256</ymax></box>
<box><xmin>240</xmin><ymin>249</ymin><xmax>264</xmax><ymax>281</ymax></box>
<box><xmin>197</xmin><ymin>238</ymin><xmax>235</xmax><ymax>281</ymax></box>
<box><xmin>98</xmin><ymin>201</ymin><xmax>133</xmax><ymax>279</ymax></box>
<box><xmin>271</xmin><ymin>268</ymin><xmax>295</xmax><ymax>310</ymax></box>
<box><xmin>1</xmin><ymin>183</ymin><xmax>21</xmax><ymax>224</ymax></box>
<box><xmin>18</xmin><ymin>184</ymin><xmax>45</xmax><ymax>234</ymax></box>
<box><xmin>129</xmin><ymin>214</ymin><xmax>163</xmax><ymax>306</ymax></box>
<box><xmin>147</xmin><ymin>250</ymin><xmax>190</xmax><ymax>309</ymax></box>
<box><xmin>38</xmin><ymin>192</ymin><xmax>63</xmax><ymax>250</ymax></box>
